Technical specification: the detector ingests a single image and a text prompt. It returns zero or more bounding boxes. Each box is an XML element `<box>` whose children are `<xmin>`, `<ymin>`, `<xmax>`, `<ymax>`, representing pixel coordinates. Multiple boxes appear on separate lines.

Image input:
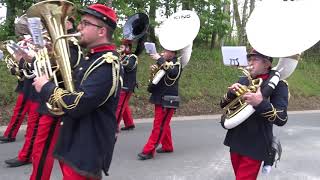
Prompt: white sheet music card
<box><xmin>144</xmin><ymin>42</ymin><xmax>157</xmax><ymax>54</ymax></box>
<box><xmin>221</xmin><ymin>46</ymin><xmax>248</xmax><ymax>67</ymax></box>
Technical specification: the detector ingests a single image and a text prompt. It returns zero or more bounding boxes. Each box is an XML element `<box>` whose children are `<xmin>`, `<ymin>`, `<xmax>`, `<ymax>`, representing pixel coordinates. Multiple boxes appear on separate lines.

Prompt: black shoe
<box><xmin>0</xmin><ymin>136</ymin><xmax>15</xmax><ymax>143</ymax></box>
<box><xmin>5</xmin><ymin>157</ymin><xmax>30</xmax><ymax>167</ymax></box>
<box><xmin>156</xmin><ymin>148</ymin><xmax>173</xmax><ymax>153</ymax></box>
<box><xmin>137</xmin><ymin>152</ymin><xmax>153</xmax><ymax>160</ymax></box>
<box><xmin>121</xmin><ymin>125</ymin><xmax>135</xmax><ymax>131</ymax></box>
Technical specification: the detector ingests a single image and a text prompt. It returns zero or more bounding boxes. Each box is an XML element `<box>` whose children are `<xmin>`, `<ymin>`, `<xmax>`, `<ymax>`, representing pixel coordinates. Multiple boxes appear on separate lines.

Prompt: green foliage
<box><xmin>0</xmin><ymin>62</ymin><xmax>18</xmax><ymax>106</ymax></box>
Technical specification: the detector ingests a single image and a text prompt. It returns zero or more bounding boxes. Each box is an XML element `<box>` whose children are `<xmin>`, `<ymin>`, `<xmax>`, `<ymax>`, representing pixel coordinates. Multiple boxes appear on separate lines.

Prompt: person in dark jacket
<box><xmin>2</xmin><ymin>15</ymin><xmax>41</xmax><ymax>168</ymax></box>
<box><xmin>137</xmin><ymin>49</ymin><xmax>182</xmax><ymax>160</ymax></box>
<box><xmin>220</xmin><ymin>49</ymin><xmax>289</xmax><ymax>180</ymax></box>
<box><xmin>116</xmin><ymin>38</ymin><xmax>144</xmax><ymax>131</ymax></box>
<box><xmin>32</xmin><ymin>4</ymin><xmax>121</xmax><ymax>180</ymax></box>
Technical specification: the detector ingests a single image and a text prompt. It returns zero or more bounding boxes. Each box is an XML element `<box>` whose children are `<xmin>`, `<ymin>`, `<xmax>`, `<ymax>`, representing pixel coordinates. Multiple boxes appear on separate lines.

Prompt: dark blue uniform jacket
<box><xmin>221</xmin><ymin>72</ymin><xmax>289</xmax><ymax>161</ymax></box>
<box><xmin>39</xmin><ymin>44</ymin><xmax>120</xmax><ymax>178</ymax></box>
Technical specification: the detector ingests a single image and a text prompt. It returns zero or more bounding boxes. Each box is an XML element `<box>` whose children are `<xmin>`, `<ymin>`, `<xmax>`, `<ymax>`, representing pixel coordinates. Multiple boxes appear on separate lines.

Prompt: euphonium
<box><xmin>221</xmin><ymin>67</ymin><xmax>263</xmax><ymax>129</ymax></box>
<box><xmin>27</xmin><ymin>0</ymin><xmax>80</xmax><ymax>115</ymax></box>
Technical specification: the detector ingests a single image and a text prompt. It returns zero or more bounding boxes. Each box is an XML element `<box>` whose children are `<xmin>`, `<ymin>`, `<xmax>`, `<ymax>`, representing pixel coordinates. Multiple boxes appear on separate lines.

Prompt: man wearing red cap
<box><xmin>116</xmin><ymin>38</ymin><xmax>145</xmax><ymax>131</ymax></box>
<box><xmin>220</xmin><ymin>49</ymin><xmax>290</xmax><ymax>179</ymax></box>
<box><xmin>33</xmin><ymin>3</ymin><xmax>121</xmax><ymax>180</ymax></box>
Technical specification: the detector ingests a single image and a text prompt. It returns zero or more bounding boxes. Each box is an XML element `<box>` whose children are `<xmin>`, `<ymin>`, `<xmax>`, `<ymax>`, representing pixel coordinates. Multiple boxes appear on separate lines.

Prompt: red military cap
<box><xmin>121</xmin><ymin>39</ymin><xmax>133</xmax><ymax>46</ymax></box>
<box><xmin>79</xmin><ymin>4</ymin><xmax>117</xmax><ymax>30</ymax></box>
<box><xmin>247</xmin><ymin>49</ymin><xmax>273</xmax><ymax>63</ymax></box>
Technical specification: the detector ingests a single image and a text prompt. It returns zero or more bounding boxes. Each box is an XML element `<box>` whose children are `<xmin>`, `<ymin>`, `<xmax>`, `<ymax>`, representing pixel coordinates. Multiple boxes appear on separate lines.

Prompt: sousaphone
<box><xmin>151</xmin><ymin>10</ymin><xmax>200</xmax><ymax>85</ymax></box>
<box><xmin>123</xmin><ymin>13</ymin><xmax>149</xmax><ymax>41</ymax></box>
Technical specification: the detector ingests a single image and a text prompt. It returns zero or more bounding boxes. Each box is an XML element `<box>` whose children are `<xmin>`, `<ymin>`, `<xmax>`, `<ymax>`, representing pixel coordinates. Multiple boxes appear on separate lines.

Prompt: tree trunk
<box><xmin>5</xmin><ymin>0</ymin><xmax>17</xmax><ymax>36</ymax></box>
<box><xmin>222</xmin><ymin>0</ymin><xmax>231</xmax><ymax>46</ymax></box>
<box><xmin>241</xmin><ymin>0</ymin><xmax>248</xmax><ymax>45</ymax></box>
<box><xmin>182</xmin><ymin>0</ymin><xmax>190</xmax><ymax>10</ymax></box>
<box><xmin>232</xmin><ymin>0</ymin><xmax>242</xmax><ymax>45</ymax></box>
<box><xmin>249</xmin><ymin>0</ymin><xmax>255</xmax><ymax>16</ymax></box>
<box><xmin>210</xmin><ymin>32</ymin><xmax>217</xmax><ymax>49</ymax></box>
<box><xmin>148</xmin><ymin>0</ymin><xmax>157</xmax><ymax>44</ymax></box>
<box><xmin>173</xmin><ymin>0</ymin><xmax>177</xmax><ymax>12</ymax></box>
<box><xmin>164</xmin><ymin>0</ymin><xmax>170</xmax><ymax>17</ymax></box>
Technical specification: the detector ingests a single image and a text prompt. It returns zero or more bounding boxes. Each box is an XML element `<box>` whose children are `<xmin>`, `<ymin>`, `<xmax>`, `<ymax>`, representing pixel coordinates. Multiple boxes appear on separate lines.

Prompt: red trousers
<box><xmin>142</xmin><ymin>105</ymin><xmax>175</xmax><ymax>155</ymax></box>
<box><xmin>230</xmin><ymin>152</ymin><xmax>262</xmax><ymax>180</ymax></box>
<box><xmin>30</xmin><ymin>115</ymin><xmax>60</xmax><ymax>180</ymax></box>
<box><xmin>17</xmin><ymin>100</ymin><xmax>40</xmax><ymax>162</ymax></box>
<box><xmin>116</xmin><ymin>90</ymin><xmax>134</xmax><ymax>128</ymax></box>
<box><xmin>59</xmin><ymin>161</ymin><xmax>100</xmax><ymax>180</ymax></box>
<box><xmin>3</xmin><ymin>93</ymin><xmax>28</xmax><ymax>139</ymax></box>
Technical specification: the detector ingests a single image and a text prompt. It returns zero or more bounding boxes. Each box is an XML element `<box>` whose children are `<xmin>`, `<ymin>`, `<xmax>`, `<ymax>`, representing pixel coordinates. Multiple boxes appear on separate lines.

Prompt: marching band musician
<box><xmin>3</xmin><ymin>15</ymin><xmax>41</xmax><ymax>168</ymax></box>
<box><xmin>0</xmin><ymin>16</ymin><xmax>33</xmax><ymax>144</ymax></box>
<box><xmin>137</xmin><ymin>49</ymin><xmax>182</xmax><ymax>160</ymax></box>
<box><xmin>220</xmin><ymin>49</ymin><xmax>291</xmax><ymax>179</ymax></box>
<box><xmin>116</xmin><ymin>37</ymin><xmax>144</xmax><ymax>131</ymax></box>
<box><xmin>33</xmin><ymin>4</ymin><xmax>121</xmax><ymax>180</ymax></box>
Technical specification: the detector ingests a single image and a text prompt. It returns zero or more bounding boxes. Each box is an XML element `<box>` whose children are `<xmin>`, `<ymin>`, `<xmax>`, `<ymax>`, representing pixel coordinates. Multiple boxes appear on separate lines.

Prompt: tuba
<box><xmin>120</xmin><ymin>13</ymin><xmax>149</xmax><ymax>65</ymax></box>
<box><xmin>221</xmin><ymin>0</ymin><xmax>320</xmax><ymax>129</ymax></box>
<box><xmin>27</xmin><ymin>0</ymin><xmax>80</xmax><ymax>115</ymax></box>
<box><xmin>150</xmin><ymin>10</ymin><xmax>200</xmax><ymax>85</ymax></box>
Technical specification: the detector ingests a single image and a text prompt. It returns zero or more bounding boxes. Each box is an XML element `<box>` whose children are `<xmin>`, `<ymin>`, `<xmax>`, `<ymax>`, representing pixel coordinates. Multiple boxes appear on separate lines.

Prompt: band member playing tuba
<box><xmin>33</xmin><ymin>3</ymin><xmax>121</xmax><ymax>179</ymax></box>
<box><xmin>116</xmin><ymin>13</ymin><xmax>148</xmax><ymax>132</ymax></box>
<box><xmin>116</xmin><ymin>38</ymin><xmax>144</xmax><ymax>131</ymax></box>
<box><xmin>137</xmin><ymin>48</ymin><xmax>182</xmax><ymax>160</ymax></box>
<box><xmin>220</xmin><ymin>49</ymin><xmax>292</xmax><ymax>179</ymax></box>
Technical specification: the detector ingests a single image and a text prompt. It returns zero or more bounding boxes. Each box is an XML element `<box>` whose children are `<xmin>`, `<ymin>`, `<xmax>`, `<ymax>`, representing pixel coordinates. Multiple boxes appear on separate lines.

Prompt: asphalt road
<box><xmin>0</xmin><ymin>111</ymin><xmax>319</xmax><ymax>180</ymax></box>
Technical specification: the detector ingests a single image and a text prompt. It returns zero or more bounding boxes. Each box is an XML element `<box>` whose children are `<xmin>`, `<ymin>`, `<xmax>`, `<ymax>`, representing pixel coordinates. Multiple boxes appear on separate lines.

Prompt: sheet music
<box><xmin>144</xmin><ymin>42</ymin><xmax>157</xmax><ymax>54</ymax></box>
<box><xmin>221</xmin><ymin>46</ymin><xmax>248</xmax><ymax>67</ymax></box>
<box><xmin>27</xmin><ymin>17</ymin><xmax>44</xmax><ymax>47</ymax></box>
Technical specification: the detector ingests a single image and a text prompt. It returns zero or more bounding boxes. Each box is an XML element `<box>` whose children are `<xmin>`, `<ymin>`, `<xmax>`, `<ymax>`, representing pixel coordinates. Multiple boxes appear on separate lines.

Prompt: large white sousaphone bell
<box><xmin>159</xmin><ymin>10</ymin><xmax>200</xmax><ymax>67</ymax></box>
<box><xmin>150</xmin><ymin>10</ymin><xmax>200</xmax><ymax>85</ymax></box>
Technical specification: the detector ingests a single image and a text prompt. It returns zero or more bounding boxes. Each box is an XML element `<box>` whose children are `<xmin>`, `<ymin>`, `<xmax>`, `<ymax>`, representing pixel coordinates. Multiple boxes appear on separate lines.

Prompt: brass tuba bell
<box><xmin>27</xmin><ymin>0</ymin><xmax>80</xmax><ymax>115</ymax></box>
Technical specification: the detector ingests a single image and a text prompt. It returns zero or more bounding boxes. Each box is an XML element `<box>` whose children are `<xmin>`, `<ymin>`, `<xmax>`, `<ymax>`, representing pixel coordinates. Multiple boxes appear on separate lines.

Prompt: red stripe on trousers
<box><xmin>230</xmin><ymin>152</ymin><xmax>262</xmax><ymax>180</ymax></box>
<box><xmin>142</xmin><ymin>105</ymin><xmax>174</xmax><ymax>155</ymax></box>
<box><xmin>4</xmin><ymin>93</ymin><xmax>29</xmax><ymax>138</ymax></box>
<box><xmin>59</xmin><ymin>161</ymin><xmax>100</xmax><ymax>180</ymax></box>
<box><xmin>18</xmin><ymin>100</ymin><xmax>40</xmax><ymax>162</ymax></box>
<box><xmin>116</xmin><ymin>90</ymin><xmax>134</xmax><ymax>128</ymax></box>
<box><xmin>30</xmin><ymin>115</ymin><xmax>60</xmax><ymax>180</ymax></box>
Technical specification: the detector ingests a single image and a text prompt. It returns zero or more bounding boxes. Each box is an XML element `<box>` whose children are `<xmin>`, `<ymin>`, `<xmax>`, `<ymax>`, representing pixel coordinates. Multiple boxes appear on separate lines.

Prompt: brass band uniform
<box><xmin>220</xmin><ymin>49</ymin><xmax>289</xmax><ymax>179</ymax></box>
<box><xmin>138</xmin><ymin>49</ymin><xmax>182</xmax><ymax>160</ymax></box>
<box><xmin>33</xmin><ymin>4</ymin><xmax>120</xmax><ymax>179</ymax></box>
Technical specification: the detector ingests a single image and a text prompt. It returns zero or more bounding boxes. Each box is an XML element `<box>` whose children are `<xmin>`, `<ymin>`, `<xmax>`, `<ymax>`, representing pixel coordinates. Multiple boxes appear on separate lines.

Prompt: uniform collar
<box><xmin>256</xmin><ymin>73</ymin><xmax>269</xmax><ymax>80</ymax></box>
<box><xmin>89</xmin><ymin>44</ymin><xmax>116</xmax><ymax>54</ymax></box>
